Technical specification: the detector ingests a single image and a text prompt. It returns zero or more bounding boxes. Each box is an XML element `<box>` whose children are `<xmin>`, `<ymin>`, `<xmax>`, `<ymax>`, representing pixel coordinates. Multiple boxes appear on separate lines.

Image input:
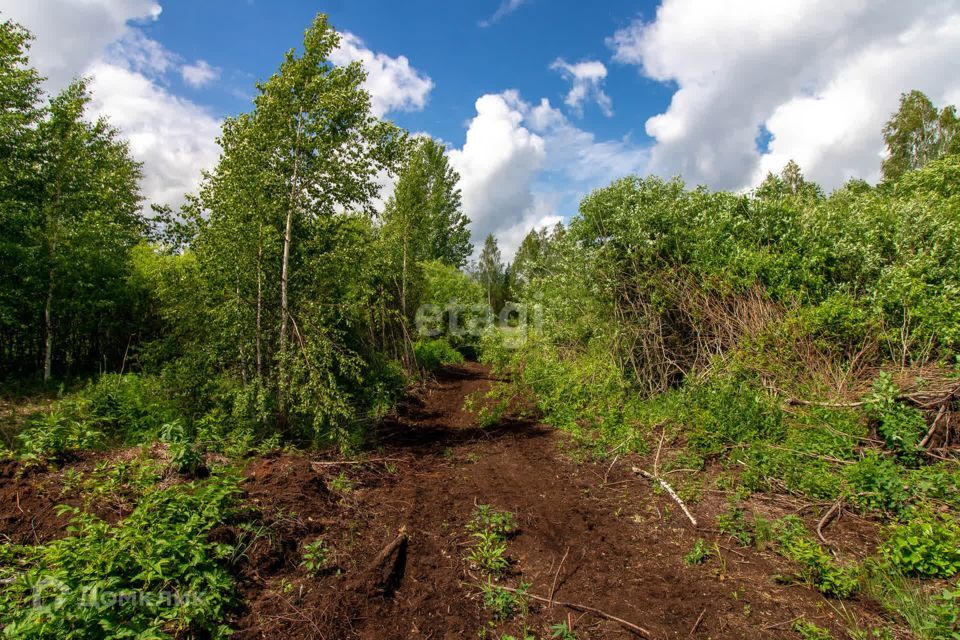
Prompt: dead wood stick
<box><xmin>816</xmin><ymin>499</ymin><xmax>843</xmax><ymax>545</ymax></box>
<box><xmin>549</xmin><ymin>546</ymin><xmax>570</xmax><ymax>606</ymax></box>
<box><xmin>920</xmin><ymin>405</ymin><xmax>948</xmax><ymax>449</ymax></box>
<box><xmin>633</xmin><ymin>467</ymin><xmax>698</xmax><ymax>528</ymax></box>
<box><xmin>688</xmin><ymin>608</ymin><xmax>706</xmax><ymax>638</ymax></box>
<box><xmin>496</xmin><ymin>585</ymin><xmax>652</xmax><ymax>638</ymax></box>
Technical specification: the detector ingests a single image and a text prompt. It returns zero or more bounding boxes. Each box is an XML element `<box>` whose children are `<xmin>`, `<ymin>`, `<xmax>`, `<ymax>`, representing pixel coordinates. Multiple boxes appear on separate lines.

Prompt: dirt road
<box><xmin>235</xmin><ymin>363</ymin><xmax>881</xmax><ymax>639</ymax></box>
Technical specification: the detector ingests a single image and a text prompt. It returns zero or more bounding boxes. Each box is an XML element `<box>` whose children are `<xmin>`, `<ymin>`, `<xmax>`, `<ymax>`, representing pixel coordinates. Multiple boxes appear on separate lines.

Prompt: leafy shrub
<box><xmin>845</xmin><ymin>453</ymin><xmax>911</xmax><ymax>516</ymax></box>
<box><xmin>865</xmin><ymin>373</ymin><xmax>926</xmax><ymax>460</ymax></box>
<box><xmin>683</xmin><ymin>377</ymin><xmax>784</xmax><ymax>456</ymax></box>
<box><xmin>18</xmin><ymin>411</ymin><xmax>104</xmax><ymax>463</ymax></box>
<box><xmin>72</xmin><ymin>374</ymin><xmax>180</xmax><ymax>444</ymax></box>
<box><xmin>882</xmin><ymin>511</ymin><xmax>960</xmax><ymax>579</ymax></box>
<box><xmin>775</xmin><ymin>516</ymin><xmax>859</xmax><ymax>598</ymax></box>
<box><xmin>414</xmin><ymin>338</ymin><xmax>464</xmax><ymax>372</ymax></box>
<box><xmin>160</xmin><ymin>421</ymin><xmax>204</xmax><ymax>475</ymax></box>
<box><xmin>0</xmin><ymin>475</ymin><xmax>241</xmax><ymax>638</ymax></box>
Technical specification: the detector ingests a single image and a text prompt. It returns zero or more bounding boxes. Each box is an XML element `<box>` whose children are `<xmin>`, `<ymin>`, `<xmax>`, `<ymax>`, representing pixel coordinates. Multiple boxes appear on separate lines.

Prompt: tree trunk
<box><xmin>278</xmin><ymin>112</ymin><xmax>304</xmax><ymax>412</ymax></box>
<box><xmin>43</xmin><ymin>267</ymin><xmax>54</xmax><ymax>381</ymax></box>
<box><xmin>255</xmin><ymin>237</ymin><xmax>263</xmax><ymax>378</ymax></box>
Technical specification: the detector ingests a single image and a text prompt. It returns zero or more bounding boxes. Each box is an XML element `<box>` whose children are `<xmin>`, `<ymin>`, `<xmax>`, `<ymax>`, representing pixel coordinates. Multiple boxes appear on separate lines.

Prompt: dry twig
<box><xmin>632</xmin><ymin>466</ymin><xmax>698</xmax><ymax>527</ymax></box>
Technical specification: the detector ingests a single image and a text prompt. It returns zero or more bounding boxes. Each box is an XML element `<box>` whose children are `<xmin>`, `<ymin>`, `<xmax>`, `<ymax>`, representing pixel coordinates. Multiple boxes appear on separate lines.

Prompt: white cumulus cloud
<box><xmin>550</xmin><ymin>58</ymin><xmax>613</xmax><ymax>117</ymax></box>
<box><xmin>330</xmin><ymin>32</ymin><xmax>434</xmax><ymax>118</ymax></box>
<box><xmin>608</xmin><ymin>0</ymin><xmax>960</xmax><ymax>191</ymax></box>
<box><xmin>448</xmin><ymin>92</ymin><xmax>647</xmax><ymax>259</ymax></box>
<box><xmin>0</xmin><ymin>0</ymin><xmax>221</xmax><ymax>208</ymax></box>
<box><xmin>181</xmin><ymin>59</ymin><xmax>221</xmax><ymax>88</ymax></box>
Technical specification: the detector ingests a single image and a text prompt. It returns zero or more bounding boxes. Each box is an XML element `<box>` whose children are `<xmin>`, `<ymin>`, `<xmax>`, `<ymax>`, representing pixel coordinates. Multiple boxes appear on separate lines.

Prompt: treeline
<box><xmin>0</xmin><ymin>15</ymin><xmax>485</xmax><ymax>447</ymax></box>
<box><xmin>0</xmin><ymin>22</ymin><xmax>144</xmax><ymax>380</ymax></box>
<box><xmin>496</xmin><ymin>89</ymin><xmax>960</xmax><ymax>412</ymax></box>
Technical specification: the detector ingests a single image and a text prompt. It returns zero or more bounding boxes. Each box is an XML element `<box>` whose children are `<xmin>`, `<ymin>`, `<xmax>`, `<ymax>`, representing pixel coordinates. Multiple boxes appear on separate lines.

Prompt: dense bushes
<box><xmin>0</xmin><ymin>476</ymin><xmax>241</xmax><ymax>638</ymax></box>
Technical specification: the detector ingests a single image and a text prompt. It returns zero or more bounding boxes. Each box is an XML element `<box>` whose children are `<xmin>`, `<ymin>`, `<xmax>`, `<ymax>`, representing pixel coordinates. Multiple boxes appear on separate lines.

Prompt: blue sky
<box><xmin>146</xmin><ymin>0</ymin><xmax>671</xmax><ymax>145</ymax></box>
<box><xmin>3</xmin><ymin>0</ymin><xmax>959</xmax><ymax>257</ymax></box>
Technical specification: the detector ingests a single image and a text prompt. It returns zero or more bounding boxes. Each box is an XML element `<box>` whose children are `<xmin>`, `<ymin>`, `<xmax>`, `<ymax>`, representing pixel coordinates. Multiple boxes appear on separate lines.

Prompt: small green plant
<box><xmin>161</xmin><ymin>421</ymin><xmax>203</xmax><ymax>475</ymax></box>
<box><xmin>881</xmin><ymin>511</ymin><xmax>960</xmax><ymax>579</ymax></box>
<box><xmin>466</xmin><ymin>505</ymin><xmax>517</xmax><ymax>577</ymax></box>
<box><xmin>17</xmin><ymin>411</ymin><xmax>103</xmax><ymax>463</ymax></box>
<box><xmin>469</xmin><ymin>504</ymin><xmax>518</xmax><ymax>538</ymax></box>
<box><xmin>775</xmin><ymin>516</ymin><xmax>858</xmax><ymax>598</ymax></box>
<box><xmin>480</xmin><ymin>582</ymin><xmax>528</xmax><ymax>621</ymax></box>
<box><xmin>684</xmin><ymin>538</ymin><xmax>711</xmax><ymax>565</ymax></box>
<box><xmin>0</xmin><ymin>474</ymin><xmax>241</xmax><ymax>638</ymax></box>
<box><xmin>301</xmin><ymin>538</ymin><xmax>332</xmax><ymax>575</ymax></box>
<box><xmin>330</xmin><ymin>471</ymin><xmax>354</xmax><ymax>493</ymax></box>
<box><xmin>793</xmin><ymin>619</ymin><xmax>833</xmax><ymax>640</ymax></box>
<box><xmin>468</xmin><ymin>530</ymin><xmax>510</xmax><ymax>576</ymax></box>
<box><xmin>549</xmin><ymin>621</ymin><xmax>579</xmax><ymax>639</ymax></box>
<box><xmin>845</xmin><ymin>453</ymin><xmax>911</xmax><ymax>516</ymax></box>
<box><xmin>717</xmin><ymin>500</ymin><xmax>754</xmax><ymax>546</ymax></box>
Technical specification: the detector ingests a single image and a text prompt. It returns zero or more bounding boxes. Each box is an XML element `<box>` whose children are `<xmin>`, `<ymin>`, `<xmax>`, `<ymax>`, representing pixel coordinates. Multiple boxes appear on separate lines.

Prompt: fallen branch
<box><xmin>495</xmin><ymin>585</ymin><xmax>652</xmax><ymax>638</ymax></box>
<box><xmin>919</xmin><ymin>405</ymin><xmax>948</xmax><ymax>449</ymax></box>
<box><xmin>347</xmin><ymin>526</ymin><xmax>408</xmax><ymax>596</ymax></box>
<box><xmin>632</xmin><ymin>467</ymin><xmax>698</xmax><ymax>528</ymax></box>
<box><xmin>549</xmin><ymin>546</ymin><xmax>570</xmax><ymax>607</ymax></box>
<box><xmin>816</xmin><ymin>499</ymin><xmax>843</xmax><ymax>545</ymax></box>
<box><xmin>687</xmin><ymin>608</ymin><xmax>706</xmax><ymax>638</ymax></box>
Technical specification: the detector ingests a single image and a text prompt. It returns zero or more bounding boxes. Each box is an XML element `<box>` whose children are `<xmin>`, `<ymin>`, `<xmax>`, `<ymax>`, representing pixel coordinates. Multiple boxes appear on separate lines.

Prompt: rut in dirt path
<box><xmin>235</xmin><ymin>363</ymin><xmax>877</xmax><ymax>640</ymax></box>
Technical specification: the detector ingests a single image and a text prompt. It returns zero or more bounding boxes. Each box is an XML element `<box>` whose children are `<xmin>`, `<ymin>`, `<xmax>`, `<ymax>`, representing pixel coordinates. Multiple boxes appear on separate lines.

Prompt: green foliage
<box><xmin>717</xmin><ymin>501</ymin><xmax>755</xmax><ymax>547</ymax></box>
<box><xmin>0</xmin><ymin>475</ymin><xmax>241</xmax><ymax>638</ymax></box>
<box><xmin>549</xmin><ymin>621</ymin><xmax>579</xmax><ymax>640</ymax></box>
<box><xmin>414</xmin><ymin>338</ymin><xmax>465</xmax><ymax>372</ymax></box>
<box><xmin>775</xmin><ymin>516</ymin><xmax>859</xmax><ymax>598</ymax></box>
<box><xmin>480</xmin><ymin>582</ymin><xmax>528</xmax><ymax>621</ymax></box>
<box><xmin>882</xmin><ymin>511</ymin><xmax>960</xmax><ymax>579</ymax></box>
<box><xmin>866</xmin><ymin>373</ymin><xmax>926</xmax><ymax>461</ymax></box>
<box><xmin>17</xmin><ymin>411</ymin><xmax>104</xmax><ymax>463</ymax></box>
<box><xmin>845</xmin><ymin>453</ymin><xmax>911</xmax><ymax>516</ymax></box>
<box><xmin>793</xmin><ymin>619</ymin><xmax>834</xmax><ymax>640</ymax></box>
<box><xmin>466</xmin><ymin>505</ymin><xmax>517</xmax><ymax>577</ymax></box>
<box><xmin>682</xmin><ymin>378</ymin><xmax>784</xmax><ymax>457</ymax></box>
<box><xmin>862</xmin><ymin>562</ymin><xmax>960</xmax><ymax>640</ymax></box>
<box><xmin>684</xmin><ymin>538</ymin><xmax>711</xmax><ymax>565</ymax></box>
<box><xmin>882</xmin><ymin>90</ymin><xmax>960</xmax><ymax>181</ymax></box>
<box><xmin>301</xmin><ymin>538</ymin><xmax>332</xmax><ymax>575</ymax></box>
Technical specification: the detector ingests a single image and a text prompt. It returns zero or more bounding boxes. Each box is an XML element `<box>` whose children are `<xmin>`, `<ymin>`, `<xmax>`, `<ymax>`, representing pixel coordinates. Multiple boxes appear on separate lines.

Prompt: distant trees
<box><xmin>379</xmin><ymin>137</ymin><xmax>471</xmax><ymax>322</ymax></box>
<box><xmin>476</xmin><ymin>234</ymin><xmax>507</xmax><ymax>311</ymax></box>
<box><xmin>0</xmin><ymin>20</ymin><xmax>143</xmax><ymax>379</ymax></box>
<box><xmin>882</xmin><ymin>90</ymin><xmax>960</xmax><ymax>181</ymax></box>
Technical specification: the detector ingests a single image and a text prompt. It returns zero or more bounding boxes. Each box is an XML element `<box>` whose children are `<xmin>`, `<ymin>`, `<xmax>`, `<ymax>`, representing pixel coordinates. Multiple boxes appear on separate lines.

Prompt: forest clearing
<box><xmin>3</xmin><ymin>4</ymin><xmax>960</xmax><ymax>639</ymax></box>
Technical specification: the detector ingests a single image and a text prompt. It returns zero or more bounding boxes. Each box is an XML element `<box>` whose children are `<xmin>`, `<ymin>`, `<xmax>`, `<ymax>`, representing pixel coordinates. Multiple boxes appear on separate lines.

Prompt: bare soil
<box><xmin>0</xmin><ymin>364</ymin><xmax>897</xmax><ymax>638</ymax></box>
<box><xmin>228</xmin><ymin>363</ymin><xmax>894</xmax><ymax>639</ymax></box>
